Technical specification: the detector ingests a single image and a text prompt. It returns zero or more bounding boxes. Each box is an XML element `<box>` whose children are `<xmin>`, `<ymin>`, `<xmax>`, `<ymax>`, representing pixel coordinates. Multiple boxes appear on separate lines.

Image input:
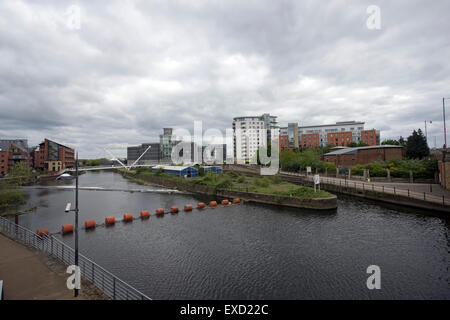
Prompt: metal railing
<box><xmin>280</xmin><ymin>171</ymin><xmax>450</xmax><ymax>207</ymax></box>
<box><xmin>0</xmin><ymin>216</ymin><xmax>151</xmax><ymax>300</ymax></box>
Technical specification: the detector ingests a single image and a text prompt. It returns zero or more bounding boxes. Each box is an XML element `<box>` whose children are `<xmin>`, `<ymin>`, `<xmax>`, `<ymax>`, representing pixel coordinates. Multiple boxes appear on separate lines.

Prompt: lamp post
<box><xmin>74</xmin><ymin>152</ymin><xmax>79</xmax><ymax>297</ymax></box>
<box><xmin>61</xmin><ymin>152</ymin><xmax>79</xmax><ymax>298</ymax></box>
<box><xmin>443</xmin><ymin>98</ymin><xmax>450</xmax><ymax>149</ymax></box>
<box><xmin>424</xmin><ymin>120</ymin><xmax>432</xmax><ymax>145</ymax></box>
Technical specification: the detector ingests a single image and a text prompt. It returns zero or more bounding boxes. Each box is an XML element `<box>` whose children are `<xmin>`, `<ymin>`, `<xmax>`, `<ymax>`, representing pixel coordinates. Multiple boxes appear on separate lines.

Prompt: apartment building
<box><xmin>34</xmin><ymin>139</ymin><xmax>75</xmax><ymax>173</ymax></box>
<box><xmin>279</xmin><ymin>121</ymin><xmax>380</xmax><ymax>149</ymax></box>
<box><xmin>233</xmin><ymin>113</ymin><xmax>279</xmax><ymax>162</ymax></box>
<box><xmin>0</xmin><ymin>139</ymin><xmax>33</xmax><ymax>177</ymax></box>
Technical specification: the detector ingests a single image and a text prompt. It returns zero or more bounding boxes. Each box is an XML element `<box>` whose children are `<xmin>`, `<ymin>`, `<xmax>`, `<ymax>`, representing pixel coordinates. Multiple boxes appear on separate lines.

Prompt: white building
<box><xmin>233</xmin><ymin>113</ymin><xmax>279</xmax><ymax>162</ymax></box>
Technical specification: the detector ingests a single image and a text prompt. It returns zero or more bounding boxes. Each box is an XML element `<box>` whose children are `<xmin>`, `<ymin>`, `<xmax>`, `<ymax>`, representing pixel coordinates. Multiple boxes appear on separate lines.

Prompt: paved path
<box><xmin>0</xmin><ymin>233</ymin><xmax>90</xmax><ymax>300</ymax></box>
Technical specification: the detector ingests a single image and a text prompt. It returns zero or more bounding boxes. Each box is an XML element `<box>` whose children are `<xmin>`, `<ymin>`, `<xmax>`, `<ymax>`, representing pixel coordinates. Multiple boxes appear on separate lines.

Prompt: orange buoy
<box><xmin>221</xmin><ymin>199</ymin><xmax>229</xmax><ymax>205</ymax></box>
<box><xmin>184</xmin><ymin>205</ymin><xmax>193</xmax><ymax>211</ymax></box>
<box><xmin>170</xmin><ymin>206</ymin><xmax>179</xmax><ymax>213</ymax></box>
<box><xmin>210</xmin><ymin>201</ymin><xmax>217</xmax><ymax>207</ymax></box>
<box><xmin>62</xmin><ymin>224</ymin><xmax>74</xmax><ymax>234</ymax></box>
<box><xmin>123</xmin><ymin>213</ymin><xmax>133</xmax><ymax>222</ymax></box>
<box><xmin>197</xmin><ymin>202</ymin><xmax>206</xmax><ymax>209</ymax></box>
<box><xmin>105</xmin><ymin>216</ymin><xmax>115</xmax><ymax>225</ymax></box>
<box><xmin>155</xmin><ymin>208</ymin><xmax>165</xmax><ymax>215</ymax></box>
<box><xmin>84</xmin><ymin>220</ymin><xmax>96</xmax><ymax>229</ymax></box>
<box><xmin>36</xmin><ymin>229</ymin><xmax>49</xmax><ymax>237</ymax></box>
<box><xmin>140</xmin><ymin>210</ymin><xmax>150</xmax><ymax>219</ymax></box>
<box><xmin>232</xmin><ymin>198</ymin><xmax>241</xmax><ymax>204</ymax></box>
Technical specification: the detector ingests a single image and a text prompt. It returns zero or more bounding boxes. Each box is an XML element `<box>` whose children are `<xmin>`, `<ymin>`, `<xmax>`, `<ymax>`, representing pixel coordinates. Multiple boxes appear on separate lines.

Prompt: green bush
<box><xmin>0</xmin><ymin>188</ymin><xmax>26</xmax><ymax>212</ymax></box>
<box><xmin>215</xmin><ymin>177</ymin><xmax>233</xmax><ymax>189</ymax></box>
<box><xmin>270</xmin><ymin>175</ymin><xmax>282</xmax><ymax>184</ymax></box>
<box><xmin>351</xmin><ymin>164</ymin><xmax>366</xmax><ymax>176</ymax></box>
<box><xmin>368</xmin><ymin>162</ymin><xmax>387</xmax><ymax>177</ymax></box>
<box><xmin>237</xmin><ymin>176</ymin><xmax>246</xmax><ymax>183</ymax></box>
<box><xmin>254</xmin><ymin>177</ymin><xmax>270</xmax><ymax>188</ymax></box>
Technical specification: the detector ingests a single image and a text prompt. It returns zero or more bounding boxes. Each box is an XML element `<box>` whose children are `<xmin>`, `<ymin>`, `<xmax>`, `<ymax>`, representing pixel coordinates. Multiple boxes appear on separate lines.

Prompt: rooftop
<box><xmin>152</xmin><ymin>165</ymin><xmax>196</xmax><ymax>171</ymax></box>
<box><xmin>0</xmin><ymin>139</ymin><xmax>29</xmax><ymax>153</ymax></box>
<box><xmin>299</xmin><ymin>121</ymin><xmax>365</xmax><ymax>129</ymax></box>
<box><xmin>324</xmin><ymin>145</ymin><xmax>403</xmax><ymax>156</ymax></box>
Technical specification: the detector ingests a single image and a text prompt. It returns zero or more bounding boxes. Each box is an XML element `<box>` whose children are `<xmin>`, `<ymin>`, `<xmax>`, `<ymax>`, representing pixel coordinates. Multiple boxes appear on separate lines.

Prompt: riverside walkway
<box><xmin>0</xmin><ymin>233</ymin><xmax>100</xmax><ymax>300</ymax></box>
<box><xmin>280</xmin><ymin>171</ymin><xmax>450</xmax><ymax>211</ymax></box>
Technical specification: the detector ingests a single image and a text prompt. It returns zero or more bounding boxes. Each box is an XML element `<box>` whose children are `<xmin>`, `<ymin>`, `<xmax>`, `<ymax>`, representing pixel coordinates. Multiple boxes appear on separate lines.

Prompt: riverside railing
<box><xmin>280</xmin><ymin>171</ymin><xmax>450</xmax><ymax>207</ymax></box>
<box><xmin>0</xmin><ymin>216</ymin><xmax>151</xmax><ymax>300</ymax></box>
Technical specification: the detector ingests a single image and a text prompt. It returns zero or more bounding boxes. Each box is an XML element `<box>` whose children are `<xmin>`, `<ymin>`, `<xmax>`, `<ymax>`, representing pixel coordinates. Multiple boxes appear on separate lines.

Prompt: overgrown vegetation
<box><xmin>280</xmin><ymin>149</ymin><xmax>336</xmax><ymax>174</ymax></box>
<box><xmin>0</xmin><ymin>185</ymin><xmax>26</xmax><ymax>215</ymax></box>
<box><xmin>351</xmin><ymin>158</ymin><xmax>437</xmax><ymax>179</ymax></box>
<box><xmin>191</xmin><ymin>172</ymin><xmax>331</xmax><ymax>198</ymax></box>
<box><xmin>123</xmin><ymin>168</ymin><xmax>331</xmax><ymax>199</ymax></box>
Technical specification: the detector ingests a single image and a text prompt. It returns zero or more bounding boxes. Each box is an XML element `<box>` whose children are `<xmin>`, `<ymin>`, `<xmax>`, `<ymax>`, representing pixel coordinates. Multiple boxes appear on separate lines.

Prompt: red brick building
<box><xmin>323</xmin><ymin>145</ymin><xmax>403</xmax><ymax>167</ymax></box>
<box><xmin>361</xmin><ymin>129</ymin><xmax>378</xmax><ymax>146</ymax></box>
<box><xmin>34</xmin><ymin>139</ymin><xmax>75</xmax><ymax>173</ymax></box>
<box><xmin>301</xmin><ymin>133</ymin><xmax>320</xmax><ymax>148</ymax></box>
<box><xmin>279</xmin><ymin>135</ymin><xmax>290</xmax><ymax>152</ymax></box>
<box><xmin>327</xmin><ymin>131</ymin><xmax>353</xmax><ymax>147</ymax></box>
<box><xmin>0</xmin><ymin>140</ymin><xmax>33</xmax><ymax>177</ymax></box>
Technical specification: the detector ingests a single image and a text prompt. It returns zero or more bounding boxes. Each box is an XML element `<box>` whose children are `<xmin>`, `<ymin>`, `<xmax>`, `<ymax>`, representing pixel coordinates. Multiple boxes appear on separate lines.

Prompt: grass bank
<box><xmin>120</xmin><ymin>168</ymin><xmax>332</xmax><ymax>199</ymax></box>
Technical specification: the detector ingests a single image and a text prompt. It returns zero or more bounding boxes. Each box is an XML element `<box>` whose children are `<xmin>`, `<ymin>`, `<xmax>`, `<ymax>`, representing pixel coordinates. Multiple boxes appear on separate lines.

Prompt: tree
<box><xmin>405</xmin><ymin>129</ymin><xmax>429</xmax><ymax>159</ymax></box>
<box><xmin>8</xmin><ymin>163</ymin><xmax>33</xmax><ymax>186</ymax></box>
<box><xmin>382</xmin><ymin>139</ymin><xmax>399</xmax><ymax>145</ymax></box>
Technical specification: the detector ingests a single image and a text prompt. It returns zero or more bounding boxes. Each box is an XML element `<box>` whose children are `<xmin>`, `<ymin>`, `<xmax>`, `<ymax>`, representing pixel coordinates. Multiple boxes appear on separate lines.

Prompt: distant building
<box><xmin>279</xmin><ymin>121</ymin><xmax>380</xmax><ymax>149</ymax></box>
<box><xmin>34</xmin><ymin>139</ymin><xmax>75</xmax><ymax>173</ymax></box>
<box><xmin>160</xmin><ymin>128</ymin><xmax>180</xmax><ymax>160</ymax></box>
<box><xmin>127</xmin><ymin>143</ymin><xmax>161</xmax><ymax>165</ymax></box>
<box><xmin>175</xmin><ymin>141</ymin><xmax>203</xmax><ymax>164</ymax></box>
<box><xmin>323</xmin><ymin>145</ymin><xmax>403</xmax><ymax>167</ymax></box>
<box><xmin>202</xmin><ymin>144</ymin><xmax>227</xmax><ymax>164</ymax></box>
<box><xmin>0</xmin><ymin>139</ymin><xmax>33</xmax><ymax>177</ymax></box>
<box><xmin>202</xmin><ymin>166</ymin><xmax>223</xmax><ymax>174</ymax></box>
<box><xmin>279</xmin><ymin>123</ymin><xmax>299</xmax><ymax>152</ymax></box>
<box><xmin>152</xmin><ymin>165</ymin><xmax>198</xmax><ymax>177</ymax></box>
<box><xmin>233</xmin><ymin>113</ymin><xmax>279</xmax><ymax>162</ymax></box>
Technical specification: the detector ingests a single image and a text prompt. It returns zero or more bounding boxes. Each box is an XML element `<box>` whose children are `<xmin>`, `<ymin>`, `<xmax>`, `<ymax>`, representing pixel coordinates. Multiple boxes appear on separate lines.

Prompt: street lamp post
<box><xmin>74</xmin><ymin>152</ymin><xmax>79</xmax><ymax>297</ymax></box>
<box><xmin>424</xmin><ymin>120</ymin><xmax>432</xmax><ymax>145</ymax></box>
<box><xmin>443</xmin><ymin>98</ymin><xmax>450</xmax><ymax>149</ymax></box>
<box><xmin>62</xmin><ymin>152</ymin><xmax>80</xmax><ymax>298</ymax></box>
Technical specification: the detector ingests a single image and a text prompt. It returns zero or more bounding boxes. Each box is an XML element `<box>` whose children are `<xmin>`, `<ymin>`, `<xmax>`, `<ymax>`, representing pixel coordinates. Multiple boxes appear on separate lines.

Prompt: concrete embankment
<box><xmin>119</xmin><ymin>171</ymin><xmax>337</xmax><ymax>210</ymax></box>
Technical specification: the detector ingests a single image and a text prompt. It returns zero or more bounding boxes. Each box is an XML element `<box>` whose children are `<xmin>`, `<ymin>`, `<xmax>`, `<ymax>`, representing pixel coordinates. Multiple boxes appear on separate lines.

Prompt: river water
<box><xmin>15</xmin><ymin>171</ymin><xmax>450</xmax><ymax>299</ymax></box>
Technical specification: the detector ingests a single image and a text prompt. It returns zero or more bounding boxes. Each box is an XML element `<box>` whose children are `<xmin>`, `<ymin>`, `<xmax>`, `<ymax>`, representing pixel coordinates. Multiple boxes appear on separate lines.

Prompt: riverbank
<box><xmin>0</xmin><ymin>233</ymin><xmax>107</xmax><ymax>300</ymax></box>
<box><xmin>280</xmin><ymin>172</ymin><xmax>450</xmax><ymax>214</ymax></box>
<box><xmin>119</xmin><ymin>169</ymin><xmax>337</xmax><ymax>210</ymax></box>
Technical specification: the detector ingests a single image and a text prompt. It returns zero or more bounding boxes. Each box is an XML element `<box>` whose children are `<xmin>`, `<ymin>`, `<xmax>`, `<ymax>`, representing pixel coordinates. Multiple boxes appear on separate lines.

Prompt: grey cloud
<box><xmin>0</xmin><ymin>0</ymin><xmax>449</xmax><ymax>158</ymax></box>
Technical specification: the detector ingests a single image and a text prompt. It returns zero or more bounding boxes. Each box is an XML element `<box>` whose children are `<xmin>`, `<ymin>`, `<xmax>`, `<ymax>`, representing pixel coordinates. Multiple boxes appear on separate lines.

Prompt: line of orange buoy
<box><xmin>38</xmin><ymin>198</ymin><xmax>242</xmax><ymax>236</ymax></box>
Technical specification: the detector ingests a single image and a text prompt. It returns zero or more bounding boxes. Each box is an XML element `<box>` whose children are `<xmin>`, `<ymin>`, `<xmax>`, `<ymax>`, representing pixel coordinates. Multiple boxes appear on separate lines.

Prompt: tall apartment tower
<box><xmin>233</xmin><ymin>113</ymin><xmax>279</xmax><ymax>162</ymax></box>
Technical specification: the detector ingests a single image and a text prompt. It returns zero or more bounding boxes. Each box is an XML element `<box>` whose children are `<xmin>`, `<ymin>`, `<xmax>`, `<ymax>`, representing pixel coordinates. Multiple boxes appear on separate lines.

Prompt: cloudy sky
<box><xmin>1</xmin><ymin>0</ymin><xmax>449</xmax><ymax>158</ymax></box>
